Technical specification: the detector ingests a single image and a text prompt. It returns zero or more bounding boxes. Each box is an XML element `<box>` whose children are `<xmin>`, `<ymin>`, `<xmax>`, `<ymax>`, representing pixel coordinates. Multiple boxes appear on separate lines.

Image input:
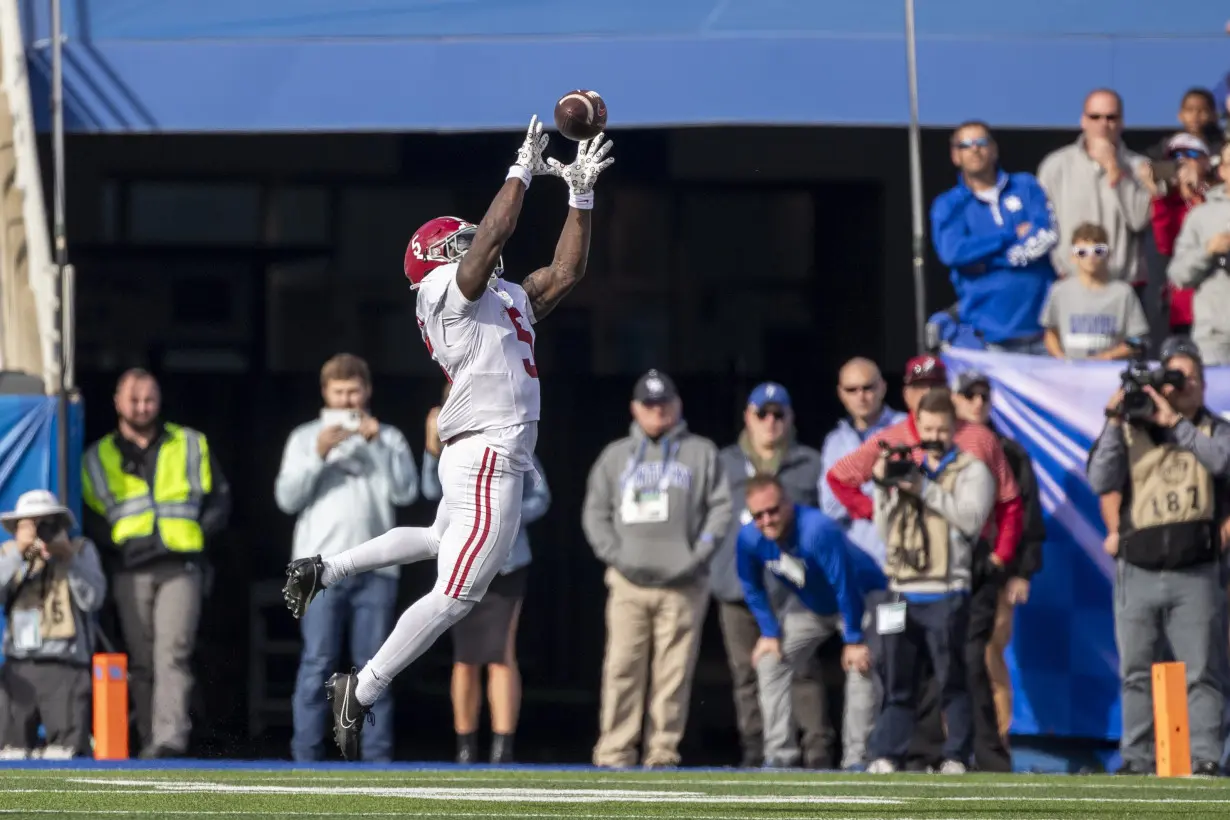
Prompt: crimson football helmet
<box><xmin>404</xmin><ymin>216</ymin><xmax>503</xmax><ymax>290</ymax></box>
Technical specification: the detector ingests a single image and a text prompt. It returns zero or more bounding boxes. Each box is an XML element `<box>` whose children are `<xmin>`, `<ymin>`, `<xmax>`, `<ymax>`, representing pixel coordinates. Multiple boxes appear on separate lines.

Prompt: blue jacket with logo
<box><xmin>736</xmin><ymin>504</ymin><xmax>886</xmax><ymax>644</ymax></box>
<box><xmin>930</xmin><ymin>170</ymin><xmax>1058</xmax><ymax>344</ymax></box>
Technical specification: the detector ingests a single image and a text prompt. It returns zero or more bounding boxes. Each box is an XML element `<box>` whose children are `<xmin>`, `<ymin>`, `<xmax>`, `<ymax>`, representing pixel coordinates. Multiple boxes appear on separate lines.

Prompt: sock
<box><xmin>491</xmin><ymin>732</ymin><xmax>515</xmax><ymax>763</ymax></box>
<box><xmin>354</xmin><ymin>590</ymin><xmax>474</xmax><ymax>706</ymax></box>
<box><xmin>321</xmin><ymin>527</ymin><xmax>441</xmax><ymax>586</ymax></box>
<box><xmin>456</xmin><ymin>732</ymin><xmax>478</xmax><ymax>762</ymax></box>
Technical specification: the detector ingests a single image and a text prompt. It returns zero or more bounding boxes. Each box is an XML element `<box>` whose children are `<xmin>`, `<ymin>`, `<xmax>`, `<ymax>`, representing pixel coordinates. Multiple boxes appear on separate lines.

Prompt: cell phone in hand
<box><xmin>320</xmin><ymin>408</ymin><xmax>362</xmax><ymax>432</ymax></box>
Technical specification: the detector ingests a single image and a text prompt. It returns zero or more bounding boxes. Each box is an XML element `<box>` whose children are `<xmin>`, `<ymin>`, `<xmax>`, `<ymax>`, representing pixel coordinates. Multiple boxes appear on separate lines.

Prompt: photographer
<box><xmin>1087</xmin><ymin>336</ymin><xmax>1229</xmax><ymax>776</ymax></box>
<box><xmin>864</xmin><ymin>390</ymin><xmax>997</xmax><ymax>775</ymax></box>
<box><xmin>0</xmin><ymin>491</ymin><xmax>106</xmax><ymax>759</ymax></box>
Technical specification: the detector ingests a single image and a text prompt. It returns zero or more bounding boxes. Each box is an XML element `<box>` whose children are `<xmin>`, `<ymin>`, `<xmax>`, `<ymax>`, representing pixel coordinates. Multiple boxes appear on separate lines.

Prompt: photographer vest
<box><xmin>1120</xmin><ymin>419</ymin><xmax>1217</xmax><ymax>570</ymax></box>
<box><xmin>885</xmin><ymin>450</ymin><xmax>977</xmax><ymax>593</ymax></box>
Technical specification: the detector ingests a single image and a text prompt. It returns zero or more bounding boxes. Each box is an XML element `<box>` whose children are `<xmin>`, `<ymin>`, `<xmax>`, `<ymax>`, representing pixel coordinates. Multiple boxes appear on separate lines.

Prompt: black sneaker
<box><xmin>325</xmin><ymin>671</ymin><xmax>371</xmax><ymax>761</ymax></box>
<box><xmin>283</xmin><ymin>556</ymin><xmax>325</xmax><ymax>619</ymax></box>
<box><xmin>1193</xmin><ymin>760</ymin><xmax>1223</xmax><ymax>777</ymax></box>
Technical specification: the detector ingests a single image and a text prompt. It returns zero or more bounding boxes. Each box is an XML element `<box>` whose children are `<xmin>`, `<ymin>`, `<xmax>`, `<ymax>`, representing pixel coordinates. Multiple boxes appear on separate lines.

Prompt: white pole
<box><xmin>50</xmin><ymin>0</ymin><xmax>70</xmax><ymax>503</ymax></box>
<box><xmin>904</xmin><ymin>0</ymin><xmax>927</xmax><ymax>353</ymax></box>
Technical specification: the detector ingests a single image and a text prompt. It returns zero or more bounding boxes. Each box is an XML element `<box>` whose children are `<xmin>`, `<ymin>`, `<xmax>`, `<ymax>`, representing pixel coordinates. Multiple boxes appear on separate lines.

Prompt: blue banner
<box><xmin>943</xmin><ymin>349</ymin><xmax>1230</xmax><ymax>740</ymax></box>
<box><xmin>0</xmin><ymin>395</ymin><xmax>85</xmax><ymax>665</ymax></box>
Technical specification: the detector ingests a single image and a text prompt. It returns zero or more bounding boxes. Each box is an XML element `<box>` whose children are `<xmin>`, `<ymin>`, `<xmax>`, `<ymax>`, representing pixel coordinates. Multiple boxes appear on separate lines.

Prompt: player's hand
<box><xmin>547</xmin><ymin>133</ymin><xmax>615</xmax><ymax>205</ymax></box>
<box><xmin>512</xmin><ymin>115</ymin><xmax>552</xmax><ymax>176</ymax></box>
<box><xmin>751</xmin><ymin>637</ymin><xmax>781</xmax><ymax>667</ymax></box>
<box><xmin>317</xmin><ymin>425</ymin><xmax>350</xmax><ymax>459</ymax></box>
<box><xmin>358</xmin><ymin>414</ymin><xmax>380</xmax><ymax>442</ymax></box>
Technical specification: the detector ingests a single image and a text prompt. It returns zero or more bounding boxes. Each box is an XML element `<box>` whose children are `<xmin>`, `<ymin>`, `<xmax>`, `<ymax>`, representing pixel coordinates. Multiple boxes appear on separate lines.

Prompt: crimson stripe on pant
<box><xmin>445</xmin><ymin>447</ymin><xmax>494</xmax><ymax>598</ymax></box>
<box><xmin>452</xmin><ymin>449</ymin><xmax>498</xmax><ymax>598</ymax></box>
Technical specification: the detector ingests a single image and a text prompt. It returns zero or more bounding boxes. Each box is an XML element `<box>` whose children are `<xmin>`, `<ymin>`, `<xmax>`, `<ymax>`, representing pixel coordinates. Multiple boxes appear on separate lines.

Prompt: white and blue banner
<box><xmin>943</xmin><ymin>349</ymin><xmax>1230</xmax><ymax>740</ymax></box>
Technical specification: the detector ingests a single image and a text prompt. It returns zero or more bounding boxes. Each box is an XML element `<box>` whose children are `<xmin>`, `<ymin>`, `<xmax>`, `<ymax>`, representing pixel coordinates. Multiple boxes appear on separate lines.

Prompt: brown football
<box><xmin>553</xmin><ymin>90</ymin><xmax>608</xmax><ymax>141</ymax></box>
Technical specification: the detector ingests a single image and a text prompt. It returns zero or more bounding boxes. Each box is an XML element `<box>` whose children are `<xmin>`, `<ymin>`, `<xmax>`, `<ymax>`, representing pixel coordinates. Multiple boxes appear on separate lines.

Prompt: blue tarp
<box><xmin>0</xmin><ymin>395</ymin><xmax>86</xmax><ymax>665</ymax></box>
<box><xmin>18</xmin><ymin>1</ymin><xmax>1230</xmax><ymax>134</ymax></box>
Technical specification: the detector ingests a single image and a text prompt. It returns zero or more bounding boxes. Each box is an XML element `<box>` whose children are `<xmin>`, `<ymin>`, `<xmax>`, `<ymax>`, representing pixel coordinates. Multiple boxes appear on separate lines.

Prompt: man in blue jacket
<box><xmin>930</xmin><ymin>121</ymin><xmax>1058</xmax><ymax>353</ymax></box>
<box><xmin>738</xmin><ymin>474</ymin><xmax>886</xmax><ymax>769</ymax></box>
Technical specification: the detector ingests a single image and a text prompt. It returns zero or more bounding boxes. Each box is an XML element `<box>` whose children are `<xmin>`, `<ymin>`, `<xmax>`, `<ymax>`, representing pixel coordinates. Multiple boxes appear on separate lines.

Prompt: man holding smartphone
<box><xmin>274</xmin><ymin>353</ymin><xmax>419</xmax><ymax>762</ymax></box>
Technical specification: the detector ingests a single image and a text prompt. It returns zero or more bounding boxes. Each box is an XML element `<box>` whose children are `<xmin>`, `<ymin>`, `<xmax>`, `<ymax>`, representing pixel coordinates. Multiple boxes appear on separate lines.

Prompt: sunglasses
<box><xmin>750</xmin><ymin>505</ymin><xmax>781</xmax><ymax>522</ymax></box>
<box><xmin>960</xmin><ymin>390</ymin><xmax>990</xmax><ymax>403</ymax></box>
<box><xmin>755</xmin><ymin>408</ymin><xmax>786</xmax><ymax>421</ymax></box>
<box><xmin>955</xmin><ymin>137</ymin><xmax>990</xmax><ymax>150</ymax></box>
<box><xmin>1085</xmin><ymin>112</ymin><xmax>1120</xmax><ymax>122</ymax></box>
<box><xmin>1170</xmin><ymin>149</ymin><xmax>1208</xmax><ymax>160</ymax></box>
<box><xmin>841</xmin><ymin>382</ymin><xmax>877</xmax><ymax>395</ymax></box>
<box><xmin>1073</xmin><ymin>244</ymin><xmax>1109</xmax><ymax>258</ymax></box>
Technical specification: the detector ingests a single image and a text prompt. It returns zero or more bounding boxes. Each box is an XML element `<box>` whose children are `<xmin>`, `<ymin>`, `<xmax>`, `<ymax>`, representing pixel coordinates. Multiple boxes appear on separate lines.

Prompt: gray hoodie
<box><xmin>583</xmin><ymin>421</ymin><xmax>733</xmax><ymax>588</ymax></box>
<box><xmin>1038</xmin><ymin>137</ymin><xmax>1152</xmax><ymax>283</ymax></box>
<box><xmin>1168</xmin><ymin>187</ymin><xmax>1230</xmax><ymax>366</ymax></box>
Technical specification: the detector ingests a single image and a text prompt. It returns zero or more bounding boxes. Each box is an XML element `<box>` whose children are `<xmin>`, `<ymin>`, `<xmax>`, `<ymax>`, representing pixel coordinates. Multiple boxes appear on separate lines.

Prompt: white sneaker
<box><xmin>938</xmin><ymin>760</ymin><xmax>967</xmax><ymax>774</ymax></box>
<box><xmin>0</xmin><ymin>747</ymin><xmax>29</xmax><ymax>760</ymax></box>
<box><xmin>866</xmin><ymin>758</ymin><xmax>897</xmax><ymax>774</ymax></box>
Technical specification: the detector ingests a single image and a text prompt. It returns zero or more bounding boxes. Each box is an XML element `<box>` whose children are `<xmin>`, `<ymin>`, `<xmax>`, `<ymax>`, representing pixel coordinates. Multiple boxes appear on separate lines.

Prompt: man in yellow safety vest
<box><xmin>81</xmin><ymin>368</ymin><xmax>231</xmax><ymax>759</ymax></box>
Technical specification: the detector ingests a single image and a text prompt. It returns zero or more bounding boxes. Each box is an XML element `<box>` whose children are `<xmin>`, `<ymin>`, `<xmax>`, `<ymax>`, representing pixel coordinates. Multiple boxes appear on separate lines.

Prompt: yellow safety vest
<box><xmin>81</xmin><ymin>424</ymin><xmax>213</xmax><ymax>558</ymax></box>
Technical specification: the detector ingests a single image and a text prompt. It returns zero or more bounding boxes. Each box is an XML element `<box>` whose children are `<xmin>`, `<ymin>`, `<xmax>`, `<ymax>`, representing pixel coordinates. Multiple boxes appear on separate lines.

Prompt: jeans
<box><xmin>292</xmin><ymin>572</ymin><xmax>398</xmax><ymax>762</ymax></box>
<box><xmin>985</xmin><ymin>335</ymin><xmax>1048</xmax><ymax>356</ymax></box>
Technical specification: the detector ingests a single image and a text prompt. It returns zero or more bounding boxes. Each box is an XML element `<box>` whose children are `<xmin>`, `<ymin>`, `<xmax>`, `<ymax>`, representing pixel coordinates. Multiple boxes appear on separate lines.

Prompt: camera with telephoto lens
<box><xmin>1118</xmin><ymin>338</ymin><xmax>1185</xmax><ymax>424</ymax></box>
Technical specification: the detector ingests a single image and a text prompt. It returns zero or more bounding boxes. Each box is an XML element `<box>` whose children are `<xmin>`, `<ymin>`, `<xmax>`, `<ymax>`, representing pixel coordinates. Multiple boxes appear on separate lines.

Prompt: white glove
<box><xmin>507</xmin><ymin>116</ymin><xmax>551</xmax><ymax>187</ymax></box>
<box><xmin>547</xmin><ymin>133</ymin><xmax>615</xmax><ymax>210</ymax></box>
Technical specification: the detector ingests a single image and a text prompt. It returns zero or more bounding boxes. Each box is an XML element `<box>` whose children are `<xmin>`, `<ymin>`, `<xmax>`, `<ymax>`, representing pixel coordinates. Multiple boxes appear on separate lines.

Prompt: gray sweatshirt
<box><xmin>873</xmin><ymin>455</ymin><xmax>996</xmax><ymax>595</ymax></box>
<box><xmin>583</xmin><ymin>421</ymin><xmax>733</xmax><ymax>588</ymax></box>
<box><xmin>1086</xmin><ymin>414</ymin><xmax>1230</xmax><ymax>495</ymax></box>
<box><xmin>0</xmin><ymin>537</ymin><xmax>107</xmax><ymax>666</ymax></box>
<box><xmin>1167</xmin><ymin>188</ymin><xmax>1230</xmax><ymax>366</ymax></box>
<box><xmin>1038</xmin><ymin>137</ymin><xmax>1152</xmax><ymax>283</ymax></box>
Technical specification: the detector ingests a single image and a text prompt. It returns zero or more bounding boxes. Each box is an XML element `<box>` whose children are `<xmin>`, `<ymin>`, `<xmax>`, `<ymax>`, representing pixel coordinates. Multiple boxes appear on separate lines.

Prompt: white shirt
<box><xmin>415</xmin><ymin>264</ymin><xmax>540</xmax><ymax>469</ymax></box>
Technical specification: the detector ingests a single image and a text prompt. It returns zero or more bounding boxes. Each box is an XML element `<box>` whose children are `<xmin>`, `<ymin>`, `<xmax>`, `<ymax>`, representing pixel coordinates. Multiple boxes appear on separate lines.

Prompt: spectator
<box><xmin>711</xmin><ymin>382</ymin><xmax>826</xmax><ymax>769</ymax></box>
<box><xmin>1038</xmin><ymin>89</ymin><xmax>1152</xmax><ymax>285</ymax></box>
<box><xmin>583</xmin><ymin>369</ymin><xmax>732</xmax><ymax>768</ymax></box>
<box><xmin>422</xmin><ymin>382</ymin><xmax>551</xmax><ymax>764</ymax></box>
<box><xmin>1168</xmin><ymin>142</ymin><xmax>1230</xmax><ymax>366</ymax></box>
<box><xmin>81</xmin><ymin>369</ymin><xmax>231</xmax><ymax>759</ymax></box>
<box><xmin>1040</xmin><ymin>222</ymin><xmax>1150</xmax><ymax>360</ymax></box>
<box><xmin>952</xmin><ymin>372</ymin><xmax>1046</xmax><ymax>762</ymax></box>
<box><xmin>737</xmin><ymin>474</ymin><xmax>883</xmax><ymax>770</ymax></box>
<box><xmin>820</xmin><ymin>358</ymin><xmax>907</xmax><ymax>568</ymax></box>
<box><xmin>1143</xmin><ymin>133</ymin><xmax>1213</xmax><ymax>334</ymax></box>
<box><xmin>274</xmin><ymin>353</ymin><xmax>418</xmax><ymax>763</ymax></box>
<box><xmin>930</xmin><ymin>121</ymin><xmax>1058</xmax><ymax>353</ymax></box>
<box><xmin>0</xmin><ymin>491</ymin><xmax>106</xmax><ymax>759</ymax></box>
<box><xmin>865</xmin><ymin>390</ymin><xmax>997</xmax><ymax>775</ymax></box>
<box><xmin>1087</xmin><ymin>337</ymin><xmax>1228</xmax><ymax>776</ymax></box>
<box><xmin>1145</xmin><ymin>89</ymin><xmax>1223</xmax><ymax>181</ymax></box>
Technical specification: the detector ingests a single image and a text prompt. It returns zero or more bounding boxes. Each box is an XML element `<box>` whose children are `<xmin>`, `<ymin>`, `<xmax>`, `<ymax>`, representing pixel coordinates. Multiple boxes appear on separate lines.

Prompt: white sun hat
<box><xmin>0</xmin><ymin>489</ymin><xmax>77</xmax><ymax>534</ymax></box>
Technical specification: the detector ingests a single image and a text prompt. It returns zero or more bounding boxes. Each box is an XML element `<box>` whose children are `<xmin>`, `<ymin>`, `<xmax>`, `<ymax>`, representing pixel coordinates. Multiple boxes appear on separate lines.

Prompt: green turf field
<box><xmin>3</xmin><ymin>766</ymin><xmax>1230</xmax><ymax>819</ymax></box>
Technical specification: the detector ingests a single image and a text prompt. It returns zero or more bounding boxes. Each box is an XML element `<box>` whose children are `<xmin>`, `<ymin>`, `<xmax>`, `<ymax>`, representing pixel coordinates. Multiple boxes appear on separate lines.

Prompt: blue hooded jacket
<box><xmin>930</xmin><ymin>170</ymin><xmax>1058</xmax><ymax>344</ymax></box>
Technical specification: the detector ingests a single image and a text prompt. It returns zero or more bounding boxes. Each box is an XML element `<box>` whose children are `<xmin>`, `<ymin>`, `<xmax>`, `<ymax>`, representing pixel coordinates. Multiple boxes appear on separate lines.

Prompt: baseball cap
<box><xmin>747</xmin><ymin>382</ymin><xmax>791</xmax><ymax>411</ymax></box>
<box><xmin>1160</xmin><ymin>335</ymin><xmax>1203</xmax><ymax>364</ymax></box>
<box><xmin>903</xmin><ymin>354</ymin><xmax>948</xmax><ymax>387</ymax></box>
<box><xmin>633</xmin><ymin>369</ymin><xmax>678</xmax><ymax>403</ymax></box>
<box><xmin>1166</xmin><ymin>132</ymin><xmax>1210</xmax><ymax>156</ymax></box>
<box><xmin>955</xmin><ymin>370</ymin><xmax>990</xmax><ymax>396</ymax></box>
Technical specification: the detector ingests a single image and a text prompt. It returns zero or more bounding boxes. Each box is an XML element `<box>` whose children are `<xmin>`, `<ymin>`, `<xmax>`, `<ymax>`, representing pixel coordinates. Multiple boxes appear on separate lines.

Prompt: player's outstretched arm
<box><xmin>456</xmin><ymin>117</ymin><xmax>553</xmax><ymax>302</ymax></box>
<box><xmin>523</xmin><ymin>134</ymin><xmax>615</xmax><ymax>320</ymax></box>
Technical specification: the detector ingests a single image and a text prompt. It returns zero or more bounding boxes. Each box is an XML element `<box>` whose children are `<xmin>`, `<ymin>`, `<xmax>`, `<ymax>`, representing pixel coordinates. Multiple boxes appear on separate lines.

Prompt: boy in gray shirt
<box><xmin>1041</xmin><ymin>222</ymin><xmax>1149</xmax><ymax>360</ymax></box>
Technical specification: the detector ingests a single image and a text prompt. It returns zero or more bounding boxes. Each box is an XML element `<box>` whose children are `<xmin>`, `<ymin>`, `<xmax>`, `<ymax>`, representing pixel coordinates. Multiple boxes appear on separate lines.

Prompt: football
<box><xmin>553</xmin><ymin>90</ymin><xmax>607</xmax><ymax>141</ymax></box>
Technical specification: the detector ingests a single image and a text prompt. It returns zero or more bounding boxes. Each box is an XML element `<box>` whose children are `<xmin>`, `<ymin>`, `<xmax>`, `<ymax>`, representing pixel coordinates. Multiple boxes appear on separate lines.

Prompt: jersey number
<box><xmin>417</xmin><ymin>317</ymin><xmax>453</xmax><ymax>383</ymax></box>
<box><xmin>1150</xmin><ymin>487</ymin><xmax>1199</xmax><ymax>520</ymax></box>
<box><xmin>506</xmin><ymin>307</ymin><xmax>539</xmax><ymax>379</ymax></box>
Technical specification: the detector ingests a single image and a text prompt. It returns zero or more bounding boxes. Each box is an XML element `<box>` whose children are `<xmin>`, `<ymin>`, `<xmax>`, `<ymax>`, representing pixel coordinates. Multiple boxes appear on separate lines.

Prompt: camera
<box><xmin>878</xmin><ymin>441</ymin><xmax>920</xmax><ymax>483</ymax></box>
<box><xmin>1118</xmin><ymin>339</ymin><xmax>1185</xmax><ymax>423</ymax></box>
<box><xmin>35</xmin><ymin>519</ymin><xmax>63</xmax><ymax>543</ymax></box>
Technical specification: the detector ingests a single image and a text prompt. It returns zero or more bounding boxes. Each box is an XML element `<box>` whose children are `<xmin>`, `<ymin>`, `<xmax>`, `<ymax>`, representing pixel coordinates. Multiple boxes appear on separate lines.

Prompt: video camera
<box><xmin>1118</xmin><ymin>337</ymin><xmax>1186</xmax><ymax>423</ymax></box>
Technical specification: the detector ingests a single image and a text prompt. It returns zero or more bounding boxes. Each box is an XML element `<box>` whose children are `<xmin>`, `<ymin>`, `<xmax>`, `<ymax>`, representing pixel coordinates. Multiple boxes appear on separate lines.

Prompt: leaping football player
<box><xmin>281</xmin><ymin>117</ymin><xmax>613</xmax><ymax>759</ymax></box>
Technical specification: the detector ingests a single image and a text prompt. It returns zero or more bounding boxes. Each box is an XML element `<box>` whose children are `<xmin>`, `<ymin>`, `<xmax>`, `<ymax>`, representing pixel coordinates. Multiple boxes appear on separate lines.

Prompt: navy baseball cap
<box><xmin>955</xmin><ymin>370</ymin><xmax>991</xmax><ymax>395</ymax></box>
<box><xmin>633</xmin><ymin>369</ymin><xmax>678</xmax><ymax>403</ymax></box>
<box><xmin>748</xmin><ymin>382</ymin><xmax>791</xmax><ymax>410</ymax></box>
<box><xmin>1160</xmin><ymin>335</ymin><xmax>1202</xmax><ymax>364</ymax></box>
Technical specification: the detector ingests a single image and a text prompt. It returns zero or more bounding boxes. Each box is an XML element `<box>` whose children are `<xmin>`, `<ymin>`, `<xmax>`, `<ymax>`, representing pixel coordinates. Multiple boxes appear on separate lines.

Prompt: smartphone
<box><xmin>320</xmin><ymin>408</ymin><xmax>362</xmax><ymax>432</ymax></box>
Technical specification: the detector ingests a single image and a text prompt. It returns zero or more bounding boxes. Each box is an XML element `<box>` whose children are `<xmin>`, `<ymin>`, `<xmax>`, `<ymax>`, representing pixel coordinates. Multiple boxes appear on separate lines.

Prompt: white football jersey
<box><xmin>415</xmin><ymin>263</ymin><xmax>541</xmax><ymax>447</ymax></box>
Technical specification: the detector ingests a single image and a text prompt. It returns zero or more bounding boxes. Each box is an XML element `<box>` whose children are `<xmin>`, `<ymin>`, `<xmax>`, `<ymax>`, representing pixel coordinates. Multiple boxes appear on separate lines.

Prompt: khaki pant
<box><xmin>593</xmin><ymin>567</ymin><xmax>708</xmax><ymax>768</ymax></box>
<box><xmin>113</xmin><ymin>560</ymin><xmax>203</xmax><ymax>755</ymax></box>
<box><xmin>985</xmin><ymin>587</ymin><xmax>1015</xmax><ymax>738</ymax></box>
